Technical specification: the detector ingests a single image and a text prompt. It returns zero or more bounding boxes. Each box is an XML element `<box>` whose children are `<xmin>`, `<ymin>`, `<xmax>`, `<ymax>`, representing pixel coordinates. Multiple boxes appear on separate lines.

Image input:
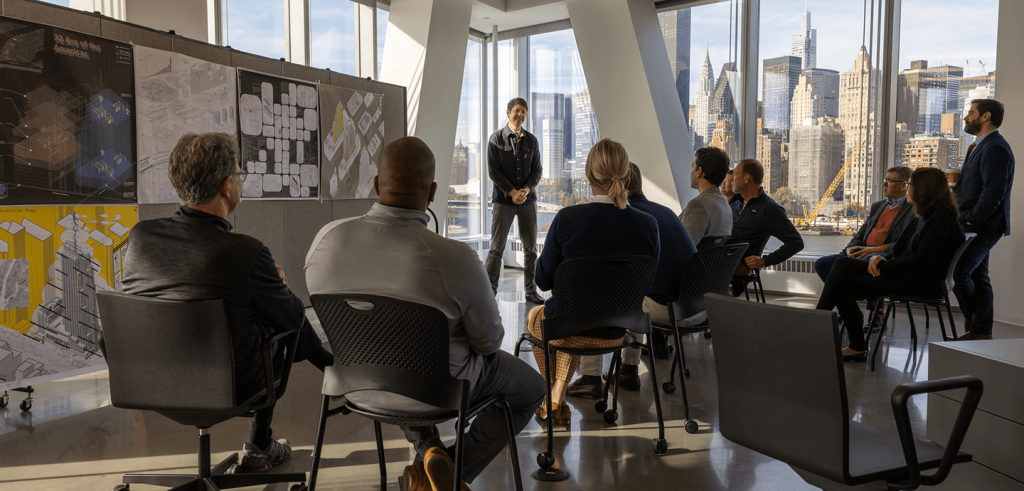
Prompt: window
<box><xmin>895</xmin><ymin>0</ymin><xmax>998</xmax><ymax>171</ymax></box>
<box><xmin>225</xmin><ymin>0</ymin><xmax>286</xmax><ymax>60</ymax></box>
<box><xmin>757</xmin><ymin>0</ymin><xmax>884</xmax><ymax>255</ymax></box>
<box><xmin>448</xmin><ymin>40</ymin><xmax>483</xmax><ymax>238</ymax></box>
<box><xmin>377</xmin><ymin>8</ymin><xmax>389</xmax><ymax>78</ymax></box>
<box><xmin>486</xmin><ymin>39</ymin><xmax>517</xmax><ymax>234</ymax></box>
<box><xmin>310</xmin><ymin>0</ymin><xmax>356</xmax><ymax>74</ymax></box>
<box><xmin>528</xmin><ymin>30</ymin><xmax>599</xmax><ymax>234</ymax></box>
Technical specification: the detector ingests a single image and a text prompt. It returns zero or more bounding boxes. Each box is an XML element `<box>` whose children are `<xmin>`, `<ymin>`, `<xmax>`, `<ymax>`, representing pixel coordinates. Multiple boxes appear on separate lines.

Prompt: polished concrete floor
<box><xmin>2</xmin><ymin>269</ymin><xmax>1022</xmax><ymax>490</ymax></box>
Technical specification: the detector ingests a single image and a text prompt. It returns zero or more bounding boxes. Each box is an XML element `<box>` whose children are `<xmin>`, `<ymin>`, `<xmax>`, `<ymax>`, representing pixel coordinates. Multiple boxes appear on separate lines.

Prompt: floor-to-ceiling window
<box><xmin>225</xmin><ymin>0</ymin><xmax>286</xmax><ymax>60</ymax></box>
<box><xmin>485</xmin><ymin>39</ymin><xmax>517</xmax><ymax>235</ymax></box>
<box><xmin>528</xmin><ymin>29</ymin><xmax>599</xmax><ymax>235</ymax></box>
<box><xmin>448</xmin><ymin>40</ymin><xmax>483</xmax><ymax>238</ymax></box>
<box><xmin>310</xmin><ymin>0</ymin><xmax>356</xmax><ymax>74</ymax></box>
<box><xmin>377</xmin><ymin>8</ymin><xmax>389</xmax><ymax>78</ymax></box>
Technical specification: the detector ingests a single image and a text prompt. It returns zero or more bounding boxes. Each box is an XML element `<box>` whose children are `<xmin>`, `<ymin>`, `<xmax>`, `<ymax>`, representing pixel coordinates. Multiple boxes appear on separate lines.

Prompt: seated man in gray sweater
<box><xmin>305</xmin><ymin>137</ymin><xmax>545</xmax><ymax>491</ymax></box>
<box><xmin>679</xmin><ymin>147</ymin><xmax>734</xmax><ymax>248</ymax></box>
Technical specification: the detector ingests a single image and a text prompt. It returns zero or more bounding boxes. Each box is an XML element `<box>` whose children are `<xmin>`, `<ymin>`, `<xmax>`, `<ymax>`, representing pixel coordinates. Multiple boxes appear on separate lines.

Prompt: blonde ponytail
<box><xmin>585</xmin><ymin>139</ymin><xmax>631</xmax><ymax>209</ymax></box>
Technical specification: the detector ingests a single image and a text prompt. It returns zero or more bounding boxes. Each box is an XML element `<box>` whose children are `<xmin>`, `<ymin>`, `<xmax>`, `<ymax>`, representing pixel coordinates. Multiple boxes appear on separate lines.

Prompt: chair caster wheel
<box><xmin>684</xmin><ymin>369</ymin><xmax>690</xmax><ymax>378</ymax></box>
<box><xmin>603</xmin><ymin>410</ymin><xmax>618</xmax><ymax>424</ymax></box>
<box><xmin>19</xmin><ymin>400</ymin><xmax>31</xmax><ymax>412</ymax></box>
<box><xmin>113</xmin><ymin>485</ymin><xmax>129</xmax><ymax>491</ymax></box>
<box><xmin>662</xmin><ymin>382</ymin><xmax>676</xmax><ymax>394</ymax></box>
<box><xmin>289</xmin><ymin>485</ymin><xmax>308</xmax><ymax>491</ymax></box>
<box><xmin>685</xmin><ymin>419</ymin><xmax>698</xmax><ymax>434</ymax></box>
<box><xmin>704</xmin><ymin>330</ymin><xmax>712</xmax><ymax>339</ymax></box>
<box><xmin>653</xmin><ymin>438</ymin><xmax>668</xmax><ymax>454</ymax></box>
<box><xmin>537</xmin><ymin>452</ymin><xmax>555</xmax><ymax>469</ymax></box>
<box><xmin>0</xmin><ymin>395</ymin><xmax>8</xmax><ymax>409</ymax></box>
<box><xmin>595</xmin><ymin>399</ymin><xmax>607</xmax><ymax>413</ymax></box>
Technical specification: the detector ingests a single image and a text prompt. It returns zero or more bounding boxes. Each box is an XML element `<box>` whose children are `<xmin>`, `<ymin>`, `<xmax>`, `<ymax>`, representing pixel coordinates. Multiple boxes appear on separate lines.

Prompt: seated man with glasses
<box><xmin>814</xmin><ymin>166</ymin><xmax>917</xmax><ymax>332</ymax></box>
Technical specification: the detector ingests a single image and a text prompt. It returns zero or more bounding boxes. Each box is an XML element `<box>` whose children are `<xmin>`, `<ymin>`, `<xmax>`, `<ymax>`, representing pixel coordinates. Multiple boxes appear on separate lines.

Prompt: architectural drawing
<box><xmin>319</xmin><ymin>85</ymin><xmax>385</xmax><ymax>199</ymax></box>
<box><xmin>0</xmin><ymin>206</ymin><xmax>137</xmax><ymax>390</ymax></box>
<box><xmin>237</xmin><ymin>70</ymin><xmax>319</xmax><ymax>199</ymax></box>
<box><xmin>135</xmin><ymin>46</ymin><xmax>238</xmax><ymax>204</ymax></box>
<box><xmin>0</xmin><ymin>17</ymin><xmax>137</xmax><ymax>205</ymax></box>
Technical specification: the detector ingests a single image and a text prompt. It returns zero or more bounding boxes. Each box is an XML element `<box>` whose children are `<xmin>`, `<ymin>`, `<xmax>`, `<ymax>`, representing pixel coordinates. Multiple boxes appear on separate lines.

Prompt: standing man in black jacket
<box><xmin>122</xmin><ymin>133</ymin><xmax>334</xmax><ymax>471</ymax></box>
<box><xmin>486</xmin><ymin>98</ymin><xmax>545</xmax><ymax>304</ymax></box>
<box><xmin>728</xmin><ymin>159</ymin><xmax>804</xmax><ymax>295</ymax></box>
<box><xmin>952</xmin><ymin>99</ymin><xmax>1015</xmax><ymax>340</ymax></box>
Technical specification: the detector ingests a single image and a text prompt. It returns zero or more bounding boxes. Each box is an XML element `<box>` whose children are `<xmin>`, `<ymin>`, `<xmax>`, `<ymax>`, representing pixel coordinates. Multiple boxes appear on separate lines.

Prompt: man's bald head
<box><xmin>374</xmin><ymin>136</ymin><xmax>437</xmax><ymax>211</ymax></box>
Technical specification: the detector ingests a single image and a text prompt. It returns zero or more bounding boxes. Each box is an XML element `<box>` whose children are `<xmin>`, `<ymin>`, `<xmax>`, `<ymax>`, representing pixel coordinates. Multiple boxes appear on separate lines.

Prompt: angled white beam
<box><xmin>566</xmin><ymin>0</ymin><xmax>694</xmax><ymax>212</ymax></box>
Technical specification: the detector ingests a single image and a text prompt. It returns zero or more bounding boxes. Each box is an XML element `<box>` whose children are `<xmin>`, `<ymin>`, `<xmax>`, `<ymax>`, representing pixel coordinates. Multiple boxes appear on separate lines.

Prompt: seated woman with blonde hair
<box><xmin>527</xmin><ymin>138</ymin><xmax>660</xmax><ymax>425</ymax></box>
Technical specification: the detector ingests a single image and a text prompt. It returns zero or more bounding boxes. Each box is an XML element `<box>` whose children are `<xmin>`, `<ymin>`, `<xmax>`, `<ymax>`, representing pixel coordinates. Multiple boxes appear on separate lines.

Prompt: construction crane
<box><xmin>979</xmin><ymin>60</ymin><xmax>987</xmax><ymax>75</ymax></box>
<box><xmin>966</xmin><ymin>59</ymin><xmax>970</xmax><ymax>77</ymax></box>
<box><xmin>794</xmin><ymin>138</ymin><xmax>868</xmax><ymax>229</ymax></box>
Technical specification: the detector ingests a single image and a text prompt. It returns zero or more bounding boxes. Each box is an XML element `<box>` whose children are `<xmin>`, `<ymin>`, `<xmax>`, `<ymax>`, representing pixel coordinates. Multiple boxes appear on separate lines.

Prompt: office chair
<box><xmin>707</xmin><ymin>294</ymin><xmax>983</xmax><ymax>491</ymax></box>
<box><xmin>96</xmin><ymin>292</ymin><xmax>307</xmax><ymax>491</ymax></box>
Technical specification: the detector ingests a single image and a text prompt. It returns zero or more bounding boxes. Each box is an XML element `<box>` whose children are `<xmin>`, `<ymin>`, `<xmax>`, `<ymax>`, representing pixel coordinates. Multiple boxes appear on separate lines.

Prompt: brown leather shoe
<box><xmin>423</xmin><ymin>447</ymin><xmax>470</xmax><ymax>491</ymax></box>
<box><xmin>566</xmin><ymin>376</ymin><xmax>604</xmax><ymax>399</ymax></box>
<box><xmin>956</xmin><ymin>331</ymin><xmax>993</xmax><ymax>341</ymax></box>
<box><xmin>535</xmin><ymin>400</ymin><xmax>571</xmax><ymax>426</ymax></box>
<box><xmin>399</xmin><ymin>462</ymin><xmax>430</xmax><ymax>491</ymax></box>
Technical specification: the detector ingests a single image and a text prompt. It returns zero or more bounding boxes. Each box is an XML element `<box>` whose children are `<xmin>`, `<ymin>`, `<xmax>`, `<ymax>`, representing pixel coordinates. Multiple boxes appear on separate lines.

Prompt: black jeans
<box><xmin>485</xmin><ymin>201</ymin><xmax>539</xmax><ymax>294</ymax></box>
<box><xmin>401</xmin><ymin>350</ymin><xmax>546</xmax><ymax>484</ymax></box>
<box><xmin>244</xmin><ymin>317</ymin><xmax>327</xmax><ymax>445</ymax></box>
<box><xmin>815</xmin><ymin>257</ymin><xmax>936</xmax><ymax>352</ymax></box>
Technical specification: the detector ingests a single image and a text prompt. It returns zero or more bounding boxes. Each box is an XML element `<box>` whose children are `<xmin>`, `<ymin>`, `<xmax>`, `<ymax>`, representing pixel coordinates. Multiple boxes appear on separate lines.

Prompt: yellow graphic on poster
<box><xmin>0</xmin><ymin>206</ymin><xmax>138</xmax><ymax>390</ymax></box>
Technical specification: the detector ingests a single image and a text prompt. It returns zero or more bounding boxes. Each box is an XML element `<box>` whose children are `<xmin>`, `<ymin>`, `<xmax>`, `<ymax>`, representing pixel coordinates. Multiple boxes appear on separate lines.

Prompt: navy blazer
<box><xmin>844</xmin><ymin>198</ymin><xmax>916</xmax><ymax>252</ymax></box>
<box><xmin>954</xmin><ymin>131</ymin><xmax>1015</xmax><ymax>236</ymax></box>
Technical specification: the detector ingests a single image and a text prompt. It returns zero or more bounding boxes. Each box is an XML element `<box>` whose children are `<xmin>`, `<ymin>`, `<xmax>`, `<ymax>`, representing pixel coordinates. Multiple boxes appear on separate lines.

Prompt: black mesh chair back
<box><xmin>708</xmin><ymin>294</ymin><xmax>851</xmax><ymax>483</ymax></box>
<box><xmin>544</xmin><ymin>255</ymin><xmax>657</xmax><ymax>339</ymax></box>
<box><xmin>695</xmin><ymin>235</ymin><xmax>729</xmax><ymax>250</ymax></box>
<box><xmin>671</xmin><ymin>243</ymin><xmax>748</xmax><ymax>322</ymax></box>
<box><xmin>943</xmin><ymin>235</ymin><xmax>976</xmax><ymax>295</ymax></box>
<box><xmin>312</xmin><ymin>294</ymin><xmax>464</xmax><ymax>412</ymax></box>
<box><xmin>98</xmin><ymin>292</ymin><xmax>238</xmax><ymax>418</ymax></box>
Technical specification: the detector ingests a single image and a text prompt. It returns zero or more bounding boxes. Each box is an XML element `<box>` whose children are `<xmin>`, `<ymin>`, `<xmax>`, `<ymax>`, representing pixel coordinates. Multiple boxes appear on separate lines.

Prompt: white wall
<box><xmin>123</xmin><ymin>0</ymin><xmax>210</xmax><ymax>43</ymax></box>
<box><xmin>991</xmin><ymin>0</ymin><xmax>1024</xmax><ymax>326</ymax></box>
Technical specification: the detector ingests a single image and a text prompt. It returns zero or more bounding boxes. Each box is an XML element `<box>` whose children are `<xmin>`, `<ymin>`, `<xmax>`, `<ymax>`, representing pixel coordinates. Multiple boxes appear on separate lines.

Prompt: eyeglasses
<box><xmin>906</xmin><ymin>181</ymin><xmax>914</xmax><ymax>187</ymax></box>
<box><xmin>883</xmin><ymin>178</ymin><xmax>906</xmax><ymax>184</ymax></box>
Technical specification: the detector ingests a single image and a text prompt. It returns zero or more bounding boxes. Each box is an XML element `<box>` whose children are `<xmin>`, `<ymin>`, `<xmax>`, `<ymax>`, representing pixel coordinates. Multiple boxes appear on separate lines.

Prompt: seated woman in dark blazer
<box><xmin>817</xmin><ymin>167</ymin><xmax>965</xmax><ymax>361</ymax></box>
<box><xmin>527</xmin><ymin>138</ymin><xmax>660</xmax><ymax>425</ymax></box>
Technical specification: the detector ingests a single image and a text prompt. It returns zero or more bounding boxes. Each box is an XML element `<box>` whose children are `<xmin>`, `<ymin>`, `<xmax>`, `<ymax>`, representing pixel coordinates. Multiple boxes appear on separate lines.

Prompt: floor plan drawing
<box><xmin>319</xmin><ymin>85</ymin><xmax>385</xmax><ymax>199</ymax></box>
<box><xmin>0</xmin><ymin>17</ymin><xmax>137</xmax><ymax>205</ymax></box>
<box><xmin>0</xmin><ymin>206</ymin><xmax>137</xmax><ymax>390</ymax></box>
<box><xmin>237</xmin><ymin>70</ymin><xmax>319</xmax><ymax>199</ymax></box>
<box><xmin>135</xmin><ymin>46</ymin><xmax>237</xmax><ymax>204</ymax></box>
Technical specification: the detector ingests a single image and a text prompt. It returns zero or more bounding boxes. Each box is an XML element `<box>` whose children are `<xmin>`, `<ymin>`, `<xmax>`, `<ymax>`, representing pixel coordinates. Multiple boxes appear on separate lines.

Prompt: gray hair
<box><xmin>167</xmin><ymin>132</ymin><xmax>240</xmax><ymax>205</ymax></box>
<box><xmin>886</xmin><ymin>166</ymin><xmax>912</xmax><ymax>182</ymax></box>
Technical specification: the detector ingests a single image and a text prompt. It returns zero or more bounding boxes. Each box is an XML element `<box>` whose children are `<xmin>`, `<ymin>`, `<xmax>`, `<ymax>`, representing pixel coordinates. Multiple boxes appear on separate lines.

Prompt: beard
<box><xmin>964</xmin><ymin>119</ymin><xmax>983</xmax><ymax>135</ymax></box>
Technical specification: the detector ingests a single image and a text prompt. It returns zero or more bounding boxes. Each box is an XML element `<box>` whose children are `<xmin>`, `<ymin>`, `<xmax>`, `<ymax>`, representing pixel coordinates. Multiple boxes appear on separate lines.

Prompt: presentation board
<box><xmin>0</xmin><ymin>206</ymin><xmax>137</xmax><ymax>391</ymax></box>
<box><xmin>0</xmin><ymin>16</ymin><xmax>137</xmax><ymax>205</ymax></box>
<box><xmin>319</xmin><ymin>85</ymin><xmax>385</xmax><ymax>199</ymax></box>
<box><xmin>135</xmin><ymin>46</ymin><xmax>238</xmax><ymax>204</ymax></box>
<box><xmin>237</xmin><ymin>69</ymin><xmax>320</xmax><ymax>199</ymax></box>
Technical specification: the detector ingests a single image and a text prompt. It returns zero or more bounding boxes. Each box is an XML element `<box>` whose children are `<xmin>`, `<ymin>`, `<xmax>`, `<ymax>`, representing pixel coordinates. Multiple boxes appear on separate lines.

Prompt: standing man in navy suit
<box><xmin>952</xmin><ymin>99</ymin><xmax>1015</xmax><ymax>340</ymax></box>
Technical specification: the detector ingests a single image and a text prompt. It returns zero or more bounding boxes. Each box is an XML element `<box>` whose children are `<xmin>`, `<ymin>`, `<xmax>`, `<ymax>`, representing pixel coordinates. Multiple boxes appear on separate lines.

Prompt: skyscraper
<box><xmin>694</xmin><ymin>50</ymin><xmax>715</xmax><ymax>150</ymax></box>
<box><xmin>659</xmin><ymin>9</ymin><xmax>692</xmax><ymax>115</ymax></box>
<box><xmin>904</xmin><ymin>134</ymin><xmax>960</xmax><ymax>171</ymax></box>
<box><xmin>897</xmin><ymin>61</ymin><xmax>964</xmax><ymax>136</ymax></box>
<box><xmin>710</xmin><ymin>119</ymin><xmax>738</xmax><ymax>164</ymax></box>
<box><xmin>541</xmin><ymin>118</ymin><xmax>564</xmax><ymax>179</ymax></box>
<box><xmin>788</xmin><ymin>116</ymin><xmax>844</xmax><ymax>210</ymax></box>
<box><xmin>710</xmin><ymin>62</ymin><xmax>741</xmax><ymax>154</ymax></box>
<box><xmin>762</xmin><ymin>56</ymin><xmax>801</xmax><ymax>132</ymax></box>
<box><xmin>573</xmin><ymin>89</ymin><xmax>598</xmax><ymax>165</ymax></box>
<box><xmin>451</xmin><ymin>139</ymin><xmax>468</xmax><ymax>185</ymax></box>
<box><xmin>790</xmin><ymin>68</ymin><xmax>840</xmax><ymax>126</ymax></box>
<box><xmin>791</xmin><ymin>8</ymin><xmax>817</xmax><ymax>69</ymax></box>
<box><xmin>756</xmin><ymin>120</ymin><xmax>786</xmax><ymax>194</ymax></box>
<box><xmin>839</xmin><ymin>46</ymin><xmax>882</xmax><ymax>208</ymax></box>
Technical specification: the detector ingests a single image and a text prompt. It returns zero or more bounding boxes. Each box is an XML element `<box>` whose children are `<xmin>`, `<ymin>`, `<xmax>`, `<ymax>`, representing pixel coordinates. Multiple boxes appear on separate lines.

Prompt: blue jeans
<box><xmin>815</xmin><ymin>251</ymin><xmax>889</xmax><ymax>318</ymax></box>
<box><xmin>952</xmin><ymin>227</ymin><xmax>1004</xmax><ymax>335</ymax></box>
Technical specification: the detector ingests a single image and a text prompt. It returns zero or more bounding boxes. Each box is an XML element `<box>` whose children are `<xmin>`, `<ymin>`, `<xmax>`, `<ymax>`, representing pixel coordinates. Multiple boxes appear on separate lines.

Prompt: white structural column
<box><xmin>566</xmin><ymin>0</ymin><xmax>694</xmax><ymax>212</ymax></box>
<box><xmin>354</xmin><ymin>3</ymin><xmax>378</xmax><ymax>79</ymax></box>
<box><xmin>379</xmin><ymin>0</ymin><xmax>472</xmax><ymax>225</ymax></box>
<box><xmin>991</xmin><ymin>0</ymin><xmax>1024</xmax><ymax>326</ymax></box>
<box><xmin>70</xmin><ymin>0</ymin><xmax>126</xmax><ymax>20</ymax></box>
<box><xmin>284</xmin><ymin>0</ymin><xmax>311</xmax><ymax>65</ymax></box>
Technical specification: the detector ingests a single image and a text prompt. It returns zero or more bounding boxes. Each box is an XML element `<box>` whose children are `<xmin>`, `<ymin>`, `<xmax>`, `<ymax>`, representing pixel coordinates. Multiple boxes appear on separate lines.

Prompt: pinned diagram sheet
<box><xmin>237</xmin><ymin>70</ymin><xmax>320</xmax><ymax>199</ymax></box>
<box><xmin>319</xmin><ymin>85</ymin><xmax>385</xmax><ymax>199</ymax></box>
<box><xmin>0</xmin><ymin>206</ymin><xmax>138</xmax><ymax>391</ymax></box>
<box><xmin>134</xmin><ymin>46</ymin><xmax>238</xmax><ymax>204</ymax></box>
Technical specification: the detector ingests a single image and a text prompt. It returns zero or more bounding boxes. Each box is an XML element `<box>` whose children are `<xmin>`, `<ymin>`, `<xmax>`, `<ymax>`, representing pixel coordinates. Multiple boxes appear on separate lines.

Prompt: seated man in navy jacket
<box><xmin>568</xmin><ymin>164</ymin><xmax>696</xmax><ymax>396</ymax></box>
<box><xmin>953</xmin><ymin>99</ymin><xmax>1015</xmax><ymax>340</ymax></box>
<box><xmin>728</xmin><ymin>159</ymin><xmax>803</xmax><ymax>296</ymax></box>
<box><xmin>814</xmin><ymin>166</ymin><xmax>917</xmax><ymax>331</ymax></box>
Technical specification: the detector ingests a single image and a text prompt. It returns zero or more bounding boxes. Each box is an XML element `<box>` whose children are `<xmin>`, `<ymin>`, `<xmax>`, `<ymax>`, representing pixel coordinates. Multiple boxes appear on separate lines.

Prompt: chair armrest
<box><xmin>250</xmin><ymin>329</ymin><xmax>302</xmax><ymax>412</ymax></box>
<box><xmin>888</xmin><ymin>375</ymin><xmax>983</xmax><ymax>490</ymax></box>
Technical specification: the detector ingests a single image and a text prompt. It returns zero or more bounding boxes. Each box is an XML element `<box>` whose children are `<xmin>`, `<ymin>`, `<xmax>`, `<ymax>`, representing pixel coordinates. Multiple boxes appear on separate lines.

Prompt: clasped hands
<box><xmin>845</xmin><ymin>245</ymin><xmax>887</xmax><ymax>258</ymax></box>
<box><xmin>508</xmin><ymin>187</ymin><xmax>530</xmax><ymax>205</ymax></box>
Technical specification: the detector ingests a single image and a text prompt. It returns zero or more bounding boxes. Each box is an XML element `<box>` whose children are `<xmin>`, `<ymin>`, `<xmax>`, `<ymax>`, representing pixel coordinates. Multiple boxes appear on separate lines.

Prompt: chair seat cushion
<box><xmin>652</xmin><ymin>311</ymin><xmax>708</xmax><ymax>332</ymax></box>
<box><xmin>847</xmin><ymin>421</ymin><xmax>969</xmax><ymax>485</ymax></box>
<box><xmin>344</xmin><ymin>390</ymin><xmax>453</xmax><ymax>420</ymax></box>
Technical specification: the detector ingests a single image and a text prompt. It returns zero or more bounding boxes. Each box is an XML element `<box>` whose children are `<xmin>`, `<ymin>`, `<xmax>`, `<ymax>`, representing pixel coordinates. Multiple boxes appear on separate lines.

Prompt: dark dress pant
<box><xmin>485</xmin><ymin>201</ymin><xmax>539</xmax><ymax>294</ymax></box>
